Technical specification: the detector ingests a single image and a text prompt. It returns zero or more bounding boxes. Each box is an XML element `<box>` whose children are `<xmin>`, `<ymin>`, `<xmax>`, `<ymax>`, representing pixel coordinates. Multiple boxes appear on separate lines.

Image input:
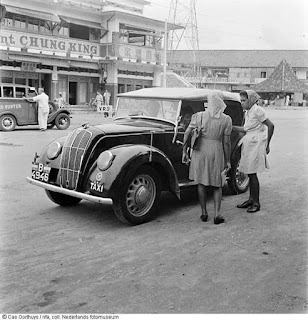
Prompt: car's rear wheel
<box><xmin>228</xmin><ymin>149</ymin><xmax>249</xmax><ymax>194</ymax></box>
<box><xmin>45</xmin><ymin>190</ymin><xmax>81</xmax><ymax>206</ymax></box>
<box><xmin>55</xmin><ymin>113</ymin><xmax>70</xmax><ymax>130</ymax></box>
<box><xmin>113</xmin><ymin>166</ymin><xmax>161</xmax><ymax>225</ymax></box>
<box><xmin>0</xmin><ymin>115</ymin><xmax>16</xmax><ymax>131</ymax></box>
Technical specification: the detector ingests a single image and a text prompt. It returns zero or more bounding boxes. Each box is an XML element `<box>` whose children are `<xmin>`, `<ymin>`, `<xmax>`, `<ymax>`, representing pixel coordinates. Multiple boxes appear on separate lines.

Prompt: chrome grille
<box><xmin>60</xmin><ymin>128</ymin><xmax>92</xmax><ymax>190</ymax></box>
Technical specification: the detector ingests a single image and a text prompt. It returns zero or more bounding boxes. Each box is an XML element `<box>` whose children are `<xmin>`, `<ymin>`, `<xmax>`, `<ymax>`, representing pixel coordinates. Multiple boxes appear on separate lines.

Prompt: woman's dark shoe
<box><xmin>200</xmin><ymin>213</ymin><xmax>208</xmax><ymax>222</ymax></box>
<box><xmin>214</xmin><ymin>215</ymin><xmax>225</xmax><ymax>225</ymax></box>
<box><xmin>237</xmin><ymin>200</ymin><xmax>253</xmax><ymax>208</ymax></box>
<box><xmin>247</xmin><ymin>203</ymin><xmax>260</xmax><ymax>213</ymax></box>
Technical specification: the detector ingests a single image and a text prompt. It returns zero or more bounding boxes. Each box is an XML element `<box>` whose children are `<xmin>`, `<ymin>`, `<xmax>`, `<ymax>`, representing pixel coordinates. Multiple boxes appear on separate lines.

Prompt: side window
<box><xmin>28</xmin><ymin>89</ymin><xmax>37</xmax><ymax>97</ymax></box>
<box><xmin>16</xmin><ymin>87</ymin><xmax>26</xmax><ymax>98</ymax></box>
<box><xmin>3</xmin><ymin>86</ymin><xmax>14</xmax><ymax>98</ymax></box>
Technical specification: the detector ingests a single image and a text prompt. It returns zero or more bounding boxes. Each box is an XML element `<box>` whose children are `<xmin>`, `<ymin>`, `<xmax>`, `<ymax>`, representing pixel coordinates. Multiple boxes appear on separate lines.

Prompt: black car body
<box><xmin>27</xmin><ymin>88</ymin><xmax>248</xmax><ymax>225</ymax></box>
<box><xmin>0</xmin><ymin>84</ymin><xmax>71</xmax><ymax>131</ymax></box>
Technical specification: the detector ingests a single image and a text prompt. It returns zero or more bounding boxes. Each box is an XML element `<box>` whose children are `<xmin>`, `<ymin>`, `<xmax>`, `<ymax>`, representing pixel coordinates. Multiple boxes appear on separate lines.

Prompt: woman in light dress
<box><xmin>182</xmin><ymin>91</ymin><xmax>232</xmax><ymax>224</ymax></box>
<box><xmin>233</xmin><ymin>90</ymin><xmax>275</xmax><ymax>213</ymax></box>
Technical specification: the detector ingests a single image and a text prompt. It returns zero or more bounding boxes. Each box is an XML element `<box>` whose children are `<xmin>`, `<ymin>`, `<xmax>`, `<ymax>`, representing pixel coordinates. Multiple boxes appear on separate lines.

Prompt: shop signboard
<box><xmin>21</xmin><ymin>62</ymin><xmax>37</xmax><ymax>72</ymax></box>
<box><xmin>1</xmin><ymin>30</ymin><xmax>100</xmax><ymax>57</ymax></box>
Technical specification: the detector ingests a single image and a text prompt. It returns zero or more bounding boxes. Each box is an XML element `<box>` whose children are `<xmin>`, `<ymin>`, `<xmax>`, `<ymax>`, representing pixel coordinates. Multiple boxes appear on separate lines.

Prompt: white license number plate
<box><xmin>32</xmin><ymin>163</ymin><xmax>51</xmax><ymax>182</ymax></box>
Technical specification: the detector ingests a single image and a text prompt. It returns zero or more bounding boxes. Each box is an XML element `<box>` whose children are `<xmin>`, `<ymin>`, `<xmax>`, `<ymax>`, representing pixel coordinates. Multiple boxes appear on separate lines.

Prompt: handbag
<box><xmin>191</xmin><ymin>113</ymin><xmax>203</xmax><ymax>150</ymax></box>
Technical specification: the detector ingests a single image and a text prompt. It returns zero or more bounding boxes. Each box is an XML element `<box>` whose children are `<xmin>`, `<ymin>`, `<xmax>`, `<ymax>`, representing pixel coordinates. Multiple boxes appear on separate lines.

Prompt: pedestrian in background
<box><xmin>103</xmin><ymin>89</ymin><xmax>111</xmax><ymax>105</ymax></box>
<box><xmin>233</xmin><ymin>90</ymin><xmax>274</xmax><ymax>213</ymax></box>
<box><xmin>31</xmin><ymin>88</ymin><xmax>49</xmax><ymax>131</ymax></box>
<box><xmin>58</xmin><ymin>93</ymin><xmax>65</xmax><ymax>108</ymax></box>
<box><xmin>182</xmin><ymin>91</ymin><xmax>232</xmax><ymax>224</ymax></box>
<box><xmin>94</xmin><ymin>91</ymin><xmax>103</xmax><ymax>111</ymax></box>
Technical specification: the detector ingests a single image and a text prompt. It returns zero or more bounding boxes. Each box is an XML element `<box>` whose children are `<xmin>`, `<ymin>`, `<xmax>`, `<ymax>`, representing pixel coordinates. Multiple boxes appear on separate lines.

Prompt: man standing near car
<box><xmin>32</xmin><ymin>88</ymin><xmax>49</xmax><ymax>131</ymax></box>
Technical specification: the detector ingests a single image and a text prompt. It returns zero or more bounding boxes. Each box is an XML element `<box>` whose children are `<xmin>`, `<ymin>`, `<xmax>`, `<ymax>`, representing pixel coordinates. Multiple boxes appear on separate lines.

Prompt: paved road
<box><xmin>0</xmin><ymin>108</ymin><xmax>307</xmax><ymax>313</ymax></box>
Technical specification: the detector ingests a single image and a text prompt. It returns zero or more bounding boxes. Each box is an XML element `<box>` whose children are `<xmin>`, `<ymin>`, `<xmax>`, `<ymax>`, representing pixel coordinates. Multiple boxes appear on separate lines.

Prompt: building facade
<box><xmin>168</xmin><ymin>50</ymin><xmax>308</xmax><ymax>99</ymax></box>
<box><xmin>0</xmin><ymin>0</ymin><xmax>180</xmax><ymax>106</ymax></box>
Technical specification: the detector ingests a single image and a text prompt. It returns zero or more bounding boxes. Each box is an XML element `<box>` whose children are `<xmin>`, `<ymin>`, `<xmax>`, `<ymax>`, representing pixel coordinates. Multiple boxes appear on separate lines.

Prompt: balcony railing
<box><xmin>185</xmin><ymin>76</ymin><xmax>261</xmax><ymax>85</ymax></box>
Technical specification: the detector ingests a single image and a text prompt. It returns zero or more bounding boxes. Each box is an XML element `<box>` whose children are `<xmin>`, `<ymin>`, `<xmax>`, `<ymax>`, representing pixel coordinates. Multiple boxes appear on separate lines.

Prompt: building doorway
<box><xmin>69</xmin><ymin>82</ymin><xmax>77</xmax><ymax>105</ymax></box>
<box><xmin>40</xmin><ymin>74</ymin><xmax>51</xmax><ymax>96</ymax></box>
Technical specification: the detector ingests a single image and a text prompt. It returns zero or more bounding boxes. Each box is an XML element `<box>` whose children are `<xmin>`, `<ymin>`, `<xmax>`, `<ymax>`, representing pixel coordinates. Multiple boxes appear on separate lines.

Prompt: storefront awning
<box><xmin>59</xmin><ymin>15</ymin><xmax>106</xmax><ymax>30</ymax></box>
<box><xmin>3</xmin><ymin>5</ymin><xmax>60</xmax><ymax>23</ymax></box>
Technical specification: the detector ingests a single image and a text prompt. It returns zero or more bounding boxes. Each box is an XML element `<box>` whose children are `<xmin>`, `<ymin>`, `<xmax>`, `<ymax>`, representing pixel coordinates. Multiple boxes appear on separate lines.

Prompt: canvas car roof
<box><xmin>118</xmin><ymin>88</ymin><xmax>241</xmax><ymax>102</ymax></box>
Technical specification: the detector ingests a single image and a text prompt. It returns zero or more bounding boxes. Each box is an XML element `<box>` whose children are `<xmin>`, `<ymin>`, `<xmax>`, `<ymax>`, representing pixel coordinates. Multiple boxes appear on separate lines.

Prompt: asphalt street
<box><xmin>0</xmin><ymin>107</ymin><xmax>307</xmax><ymax>313</ymax></box>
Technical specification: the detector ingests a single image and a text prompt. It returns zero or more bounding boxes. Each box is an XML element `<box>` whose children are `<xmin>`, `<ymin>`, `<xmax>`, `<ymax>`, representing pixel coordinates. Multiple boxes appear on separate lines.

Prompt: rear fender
<box><xmin>0</xmin><ymin>112</ymin><xmax>18</xmax><ymax>124</ymax></box>
<box><xmin>87</xmin><ymin>144</ymin><xmax>180</xmax><ymax>199</ymax></box>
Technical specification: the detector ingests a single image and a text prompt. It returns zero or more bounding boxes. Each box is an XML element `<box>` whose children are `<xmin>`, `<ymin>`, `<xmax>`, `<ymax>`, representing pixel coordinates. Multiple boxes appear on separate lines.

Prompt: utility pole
<box><xmin>168</xmin><ymin>0</ymin><xmax>201</xmax><ymax>86</ymax></box>
<box><xmin>163</xmin><ymin>20</ymin><xmax>168</xmax><ymax>88</ymax></box>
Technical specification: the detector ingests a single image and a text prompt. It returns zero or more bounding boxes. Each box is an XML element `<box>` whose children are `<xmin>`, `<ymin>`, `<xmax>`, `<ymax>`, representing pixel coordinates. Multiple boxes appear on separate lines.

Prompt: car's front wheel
<box><xmin>0</xmin><ymin>115</ymin><xmax>16</xmax><ymax>131</ymax></box>
<box><xmin>113</xmin><ymin>166</ymin><xmax>161</xmax><ymax>225</ymax></box>
<box><xmin>228</xmin><ymin>150</ymin><xmax>249</xmax><ymax>194</ymax></box>
<box><xmin>45</xmin><ymin>190</ymin><xmax>81</xmax><ymax>206</ymax></box>
<box><xmin>55</xmin><ymin>113</ymin><xmax>70</xmax><ymax>130</ymax></box>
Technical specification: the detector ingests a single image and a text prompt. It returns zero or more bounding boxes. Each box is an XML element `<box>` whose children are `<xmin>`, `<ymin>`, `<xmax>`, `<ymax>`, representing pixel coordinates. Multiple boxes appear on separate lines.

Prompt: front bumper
<box><xmin>26</xmin><ymin>177</ymin><xmax>113</xmax><ymax>205</ymax></box>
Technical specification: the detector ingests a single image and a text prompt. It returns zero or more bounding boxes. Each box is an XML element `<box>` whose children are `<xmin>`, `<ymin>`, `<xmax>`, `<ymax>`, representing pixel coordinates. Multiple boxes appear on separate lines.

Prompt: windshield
<box><xmin>116</xmin><ymin>97</ymin><xmax>180</xmax><ymax>124</ymax></box>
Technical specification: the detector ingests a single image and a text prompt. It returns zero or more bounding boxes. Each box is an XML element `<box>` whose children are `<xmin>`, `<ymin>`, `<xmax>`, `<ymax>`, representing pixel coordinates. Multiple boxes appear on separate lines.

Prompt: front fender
<box><xmin>87</xmin><ymin>144</ymin><xmax>180</xmax><ymax>199</ymax></box>
<box><xmin>48</xmin><ymin>108</ymin><xmax>71</xmax><ymax>122</ymax></box>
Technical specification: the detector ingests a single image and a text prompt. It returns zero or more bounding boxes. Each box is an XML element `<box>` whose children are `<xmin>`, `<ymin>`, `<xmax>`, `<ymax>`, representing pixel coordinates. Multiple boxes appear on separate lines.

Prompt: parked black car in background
<box><xmin>27</xmin><ymin>88</ymin><xmax>248</xmax><ymax>225</ymax></box>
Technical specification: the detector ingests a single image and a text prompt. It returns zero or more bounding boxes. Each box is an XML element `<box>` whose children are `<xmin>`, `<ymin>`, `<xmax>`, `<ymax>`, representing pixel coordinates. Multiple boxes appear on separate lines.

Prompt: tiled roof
<box><xmin>168</xmin><ymin>50</ymin><xmax>308</xmax><ymax>68</ymax></box>
<box><xmin>253</xmin><ymin>59</ymin><xmax>308</xmax><ymax>93</ymax></box>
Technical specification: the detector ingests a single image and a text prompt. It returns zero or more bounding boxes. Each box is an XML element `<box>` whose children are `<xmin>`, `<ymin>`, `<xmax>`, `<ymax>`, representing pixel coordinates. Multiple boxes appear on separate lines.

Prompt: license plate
<box><xmin>32</xmin><ymin>163</ymin><xmax>51</xmax><ymax>182</ymax></box>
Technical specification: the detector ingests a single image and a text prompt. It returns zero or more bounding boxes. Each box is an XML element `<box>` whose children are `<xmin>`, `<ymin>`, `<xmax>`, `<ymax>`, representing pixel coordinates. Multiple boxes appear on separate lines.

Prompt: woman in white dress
<box><xmin>233</xmin><ymin>90</ymin><xmax>275</xmax><ymax>213</ymax></box>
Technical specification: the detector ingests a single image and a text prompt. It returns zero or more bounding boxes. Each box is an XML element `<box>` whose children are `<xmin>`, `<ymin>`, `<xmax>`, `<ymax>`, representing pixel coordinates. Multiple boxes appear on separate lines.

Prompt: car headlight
<box><xmin>97</xmin><ymin>151</ymin><xmax>114</xmax><ymax>171</ymax></box>
<box><xmin>46</xmin><ymin>141</ymin><xmax>62</xmax><ymax>160</ymax></box>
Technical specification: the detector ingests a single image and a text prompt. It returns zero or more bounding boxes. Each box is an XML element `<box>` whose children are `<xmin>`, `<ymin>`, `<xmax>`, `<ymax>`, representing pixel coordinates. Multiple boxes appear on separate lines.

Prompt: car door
<box><xmin>27</xmin><ymin>90</ymin><xmax>38</xmax><ymax>124</ymax></box>
<box><xmin>15</xmin><ymin>87</ymin><xmax>32</xmax><ymax>125</ymax></box>
<box><xmin>170</xmin><ymin>128</ymin><xmax>190</xmax><ymax>182</ymax></box>
<box><xmin>28</xmin><ymin>101</ymin><xmax>38</xmax><ymax>124</ymax></box>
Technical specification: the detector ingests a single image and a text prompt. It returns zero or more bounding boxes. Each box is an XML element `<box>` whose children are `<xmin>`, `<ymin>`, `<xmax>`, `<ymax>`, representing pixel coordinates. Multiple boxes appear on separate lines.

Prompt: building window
<box><xmin>2</xmin><ymin>13</ymin><xmax>13</xmax><ymax>27</ymax></box>
<box><xmin>28</xmin><ymin>18</ymin><xmax>39</xmax><ymax>32</ymax></box>
<box><xmin>2</xmin><ymin>12</ymin><xmax>52</xmax><ymax>34</ymax></box>
<box><xmin>70</xmin><ymin>23</ymin><xmax>89</xmax><ymax>40</ymax></box>
<box><xmin>39</xmin><ymin>20</ymin><xmax>49</xmax><ymax>33</ymax></box>
<box><xmin>261</xmin><ymin>71</ymin><xmax>266</xmax><ymax>78</ymax></box>
<box><xmin>15</xmin><ymin>15</ymin><xmax>26</xmax><ymax>29</ymax></box>
<box><xmin>15</xmin><ymin>78</ymin><xmax>27</xmax><ymax>85</ymax></box>
<box><xmin>119</xmin><ymin>23</ymin><xmax>156</xmax><ymax>48</ymax></box>
<box><xmin>90</xmin><ymin>29</ymin><xmax>100</xmax><ymax>41</ymax></box>
<box><xmin>58</xmin><ymin>24</ymin><xmax>69</xmax><ymax>36</ymax></box>
<box><xmin>1</xmin><ymin>77</ymin><xmax>12</xmax><ymax>83</ymax></box>
<box><xmin>306</xmin><ymin>71</ymin><xmax>308</xmax><ymax>79</ymax></box>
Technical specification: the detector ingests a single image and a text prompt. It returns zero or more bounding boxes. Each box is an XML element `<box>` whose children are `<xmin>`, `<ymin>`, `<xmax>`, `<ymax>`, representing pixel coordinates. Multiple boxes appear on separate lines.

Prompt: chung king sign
<box><xmin>0</xmin><ymin>30</ymin><xmax>100</xmax><ymax>56</ymax></box>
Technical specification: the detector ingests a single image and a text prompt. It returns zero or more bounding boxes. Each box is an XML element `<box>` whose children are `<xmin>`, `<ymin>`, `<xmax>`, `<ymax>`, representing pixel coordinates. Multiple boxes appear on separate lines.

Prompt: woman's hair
<box><xmin>239</xmin><ymin>90</ymin><xmax>248</xmax><ymax>98</ymax></box>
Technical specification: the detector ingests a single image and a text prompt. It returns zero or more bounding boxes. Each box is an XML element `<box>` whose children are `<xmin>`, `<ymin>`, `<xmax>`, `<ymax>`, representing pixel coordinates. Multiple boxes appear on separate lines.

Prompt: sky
<box><xmin>143</xmin><ymin>0</ymin><xmax>308</xmax><ymax>50</ymax></box>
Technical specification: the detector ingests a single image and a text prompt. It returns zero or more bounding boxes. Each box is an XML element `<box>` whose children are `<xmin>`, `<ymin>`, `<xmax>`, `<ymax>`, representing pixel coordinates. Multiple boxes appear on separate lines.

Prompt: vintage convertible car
<box><xmin>0</xmin><ymin>84</ymin><xmax>70</xmax><ymax>131</ymax></box>
<box><xmin>26</xmin><ymin>88</ymin><xmax>249</xmax><ymax>225</ymax></box>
